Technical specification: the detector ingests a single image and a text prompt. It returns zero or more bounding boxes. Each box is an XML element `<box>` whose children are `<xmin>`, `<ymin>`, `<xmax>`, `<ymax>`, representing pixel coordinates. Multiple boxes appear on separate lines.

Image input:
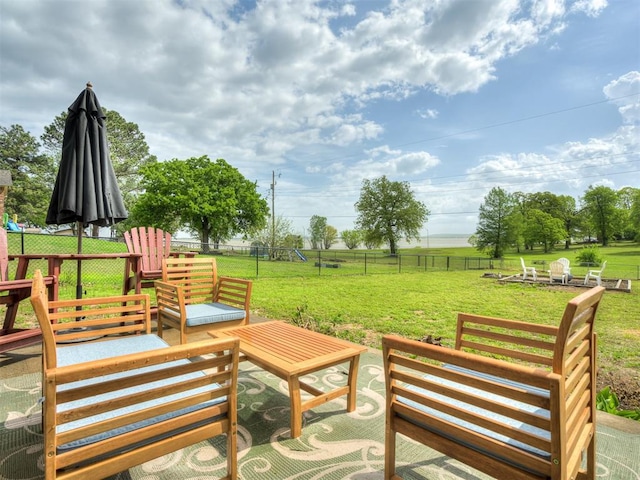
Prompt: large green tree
<box><xmin>581</xmin><ymin>185</ymin><xmax>622</xmax><ymax>246</ymax></box>
<box><xmin>475</xmin><ymin>187</ymin><xmax>514</xmax><ymax>259</ymax></box>
<box><xmin>354</xmin><ymin>176</ymin><xmax>429</xmax><ymax>255</ymax></box>
<box><xmin>133</xmin><ymin>156</ymin><xmax>268</xmax><ymax>252</ymax></box>
<box><xmin>527</xmin><ymin>192</ymin><xmax>577</xmax><ymax>249</ymax></box>
<box><xmin>0</xmin><ymin>125</ymin><xmax>53</xmax><ymax>227</ymax></box>
<box><xmin>41</xmin><ymin>108</ymin><xmax>157</xmax><ymax>236</ymax></box>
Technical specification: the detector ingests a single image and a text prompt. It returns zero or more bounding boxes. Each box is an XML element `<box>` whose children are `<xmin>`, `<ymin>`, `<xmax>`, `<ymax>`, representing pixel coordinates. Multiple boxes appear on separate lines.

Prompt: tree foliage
<box><xmin>133</xmin><ymin>156</ymin><xmax>268</xmax><ymax>252</ymax></box>
<box><xmin>523</xmin><ymin>209</ymin><xmax>566</xmax><ymax>253</ymax></box>
<box><xmin>581</xmin><ymin>185</ymin><xmax>621</xmax><ymax>246</ymax></box>
<box><xmin>323</xmin><ymin>225</ymin><xmax>338</xmax><ymax>249</ymax></box>
<box><xmin>475</xmin><ymin>187</ymin><xmax>514</xmax><ymax>258</ymax></box>
<box><xmin>354</xmin><ymin>176</ymin><xmax>429</xmax><ymax>255</ymax></box>
<box><xmin>252</xmin><ymin>215</ymin><xmax>297</xmax><ymax>259</ymax></box>
<box><xmin>341</xmin><ymin>229</ymin><xmax>362</xmax><ymax>249</ymax></box>
<box><xmin>0</xmin><ymin>125</ymin><xmax>53</xmax><ymax>227</ymax></box>
<box><xmin>309</xmin><ymin>215</ymin><xmax>327</xmax><ymax>249</ymax></box>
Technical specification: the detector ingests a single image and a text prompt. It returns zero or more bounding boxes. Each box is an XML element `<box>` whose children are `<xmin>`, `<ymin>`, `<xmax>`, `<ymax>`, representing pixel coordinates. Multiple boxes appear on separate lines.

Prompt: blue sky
<box><xmin>1</xmin><ymin>0</ymin><xmax>638</xmax><ymax>240</ymax></box>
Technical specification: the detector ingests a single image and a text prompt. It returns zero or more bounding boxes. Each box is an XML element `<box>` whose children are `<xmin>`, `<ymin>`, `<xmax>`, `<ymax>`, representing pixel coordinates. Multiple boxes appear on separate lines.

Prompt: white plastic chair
<box><xmin>548</xmin><ymin>261</ymin><xmax>567</xmax><ymax>284</ymax></box>
<box><xmin>584</xmin><ymin>260</ymin><xmax>607</xmax><ymax>286</ymax></box>
<box><xmin>557</xmin><ymin>257</ymin><xmax>571</xmax><ymax>275</ymax></box>
<box><xmin>520</xmin><ymin>257</ymin><xmax>537</xmax><ymax>281</ymax></box>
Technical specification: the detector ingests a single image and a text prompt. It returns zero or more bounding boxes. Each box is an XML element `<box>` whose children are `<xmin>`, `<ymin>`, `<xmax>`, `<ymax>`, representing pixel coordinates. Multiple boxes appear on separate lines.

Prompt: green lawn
<box><xmin>7</xmin><ymin>234</ymin><xmax>639</xmax><ymax>373</ymax></box>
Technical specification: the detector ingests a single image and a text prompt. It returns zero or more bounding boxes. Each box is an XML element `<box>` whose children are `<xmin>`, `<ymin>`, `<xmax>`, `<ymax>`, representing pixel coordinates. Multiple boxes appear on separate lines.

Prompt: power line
<box><xmin>289</xmin><ymin>93</ymin><xmax>640</xmax><ymax>166</ymax></box>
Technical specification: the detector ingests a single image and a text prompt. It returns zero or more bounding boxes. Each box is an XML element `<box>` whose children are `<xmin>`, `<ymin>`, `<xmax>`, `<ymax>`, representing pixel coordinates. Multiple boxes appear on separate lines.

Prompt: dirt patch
<box><xmin>597</xmin><ymin>367</ymin><xmax>640</xmax><ymax>410</ymax></box>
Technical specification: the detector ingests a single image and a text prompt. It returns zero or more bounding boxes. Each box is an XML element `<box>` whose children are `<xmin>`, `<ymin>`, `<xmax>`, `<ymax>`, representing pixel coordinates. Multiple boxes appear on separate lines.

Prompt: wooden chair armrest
<box><xmin>154</xmin><ymin>280</ymin><xmax>184</xmax><ymax>311</ymax></box>
<box><xmin>168</xmin><ymin>251</ymin><xmax>198</xmax><ymax>258</ymax></box>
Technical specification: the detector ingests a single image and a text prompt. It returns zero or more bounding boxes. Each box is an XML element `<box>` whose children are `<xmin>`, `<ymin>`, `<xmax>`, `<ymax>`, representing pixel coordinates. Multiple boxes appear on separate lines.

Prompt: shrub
<box><xmin>576</xmin><ymin>245</ymin><xmax>603</xmax><ymax>266</ymax></box>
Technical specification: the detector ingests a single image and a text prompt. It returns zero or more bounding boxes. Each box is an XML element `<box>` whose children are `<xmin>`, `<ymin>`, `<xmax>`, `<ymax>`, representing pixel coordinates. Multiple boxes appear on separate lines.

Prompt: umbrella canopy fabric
<box><xmin>46</xmin><ymin>83</ymin><xmax>128</xmax><ymax>227</ymax></box>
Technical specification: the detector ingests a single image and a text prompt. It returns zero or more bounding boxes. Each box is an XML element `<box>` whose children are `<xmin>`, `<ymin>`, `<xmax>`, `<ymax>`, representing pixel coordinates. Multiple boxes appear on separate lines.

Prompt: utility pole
<box><xmin>270</xmin><ymin>170</ymin><xmax>276</xmax><ymax>259</ymax></box>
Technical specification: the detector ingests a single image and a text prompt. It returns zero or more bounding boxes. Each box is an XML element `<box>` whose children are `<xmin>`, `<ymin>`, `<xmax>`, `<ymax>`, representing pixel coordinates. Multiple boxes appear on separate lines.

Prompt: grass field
<box><xmin>6</xmin><ymin>233</ymin><xmax>640</xmax><ymax>373</ymax></box>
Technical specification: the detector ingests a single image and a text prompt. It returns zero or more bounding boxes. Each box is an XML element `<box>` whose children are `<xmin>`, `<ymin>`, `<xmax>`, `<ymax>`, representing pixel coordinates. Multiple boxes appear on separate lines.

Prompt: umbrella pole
<box><xmin>76</xmin><ymin>221</ymin><xmax>83</xmax><ymax>300</ymax></box>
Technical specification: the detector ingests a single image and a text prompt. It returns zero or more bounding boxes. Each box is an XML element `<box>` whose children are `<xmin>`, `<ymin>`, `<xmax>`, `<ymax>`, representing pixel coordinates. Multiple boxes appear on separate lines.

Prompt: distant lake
<box><xmin>182</xmin><ymin>234</ymin><xmax>473</xmax><ymax>250</ymax></box>
<box><xmin>317</xmin><ymin>234</ymin><xmax>473</xmax><ymax>250</ymax></box>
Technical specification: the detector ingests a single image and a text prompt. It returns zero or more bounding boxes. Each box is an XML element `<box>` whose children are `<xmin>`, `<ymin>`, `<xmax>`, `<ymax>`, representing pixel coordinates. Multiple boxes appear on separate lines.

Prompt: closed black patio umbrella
<box><xmin>46</xmin><ymin>82</ymin><xmax>128</xmax><ymax>299</ymax></box>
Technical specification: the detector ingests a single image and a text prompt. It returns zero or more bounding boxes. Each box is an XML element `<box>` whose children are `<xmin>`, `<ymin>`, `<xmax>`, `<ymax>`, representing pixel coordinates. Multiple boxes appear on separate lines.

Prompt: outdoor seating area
<box><xmin>500</xmin><ymin>258</ymin><xmax>631</xmax><ymax>293</ymax></box>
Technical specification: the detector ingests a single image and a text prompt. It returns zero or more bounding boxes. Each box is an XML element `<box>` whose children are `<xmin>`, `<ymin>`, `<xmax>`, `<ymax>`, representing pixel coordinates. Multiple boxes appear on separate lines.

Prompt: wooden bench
<box><xmin>0</xmin><ymin>226</ymin><xmax>57</xmax><ymax>352</ymax></box>
<box><xmin>30</xmin><ymin>269</ymin><xmax>239</xmax><ymax>480</ymax></box>
<box><xmin>383</xmin><ymin>286</ymin><xmax>605</xmax><ymax>480</ymax></box>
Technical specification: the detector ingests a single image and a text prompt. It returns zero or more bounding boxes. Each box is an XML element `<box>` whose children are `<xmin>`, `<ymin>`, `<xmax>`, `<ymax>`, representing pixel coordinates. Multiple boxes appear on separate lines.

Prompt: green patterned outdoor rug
<box><xmin>2</xmin><ymin>351</ymin><xmax>639</xmax><ymax>479</ymax></box>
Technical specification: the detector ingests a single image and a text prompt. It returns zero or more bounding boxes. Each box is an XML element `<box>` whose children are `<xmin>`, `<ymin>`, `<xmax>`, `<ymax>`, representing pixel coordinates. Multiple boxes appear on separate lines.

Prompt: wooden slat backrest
<box><xmin>30</xmin><ymin>269</ymin><xmax>152</xmax><ymax>369</ymax></box>
<box><xmin>455</xmin><ymin>312</ymin><xmax>559</xmax><ymax>367</ymax></box>
<box><xmin>162</xmin><ymin>256</ymin><xmax>217</xmax><ymax>305</ymax></box>
<box><xmin>124</xmin><ymin>227</ymin><xmax>171</xmax><ymax>274</ymax></box>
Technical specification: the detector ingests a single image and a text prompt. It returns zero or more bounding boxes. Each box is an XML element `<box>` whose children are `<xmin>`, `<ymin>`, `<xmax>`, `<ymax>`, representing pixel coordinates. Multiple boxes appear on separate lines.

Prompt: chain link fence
<box><xmin>7</xmin><ymin>231</ymin><xmax>640</xmax><ymax>300</ymax></box>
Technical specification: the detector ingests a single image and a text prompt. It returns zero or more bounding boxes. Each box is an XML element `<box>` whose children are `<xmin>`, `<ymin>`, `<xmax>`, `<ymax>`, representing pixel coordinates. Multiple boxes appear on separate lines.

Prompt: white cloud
<box><xmin>570</xmin><ymin>0</ymin><xmax>608</xmax><ymax>17</ymax></box>
<box><xmin>603</xmin><ymin>71</ymin><xmax>640</xmax><ymax>124</ymax></box>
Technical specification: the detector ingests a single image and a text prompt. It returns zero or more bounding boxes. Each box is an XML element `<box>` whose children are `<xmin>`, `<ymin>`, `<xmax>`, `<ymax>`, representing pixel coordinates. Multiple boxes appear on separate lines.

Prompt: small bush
<box><xmin>576</xmin><ymin>245</ymin><xmax>603</xmax><ymax>266</ymax></box>
<box><xmin>596</xmin><ymin>386</ymin><xmax>640</xmax><ymax>421</ymax></box>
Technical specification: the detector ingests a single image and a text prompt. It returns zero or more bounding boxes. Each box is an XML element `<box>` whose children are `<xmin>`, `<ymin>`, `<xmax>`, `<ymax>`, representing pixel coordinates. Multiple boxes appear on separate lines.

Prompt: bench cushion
<box><xmin>55</xmin><ymin>334</ymin><xmax>224</xmax><ymax>453</ymax></box>
<box><xmin>184</xmin><ymin>302</ymin><xmax>246</xmax><ymax>327</ymax></box>
<box><xmin>397</xmin><ymin>365</ymin><xmax>551</xmax><ymax>463</ymax></box>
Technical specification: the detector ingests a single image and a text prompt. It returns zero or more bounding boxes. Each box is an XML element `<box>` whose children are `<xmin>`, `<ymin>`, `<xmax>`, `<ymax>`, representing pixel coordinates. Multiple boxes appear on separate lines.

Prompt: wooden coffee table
<box><xmin>209</xmin><ymin>321</ymin><xmax>367</xmax><ymax>438</ymax></box>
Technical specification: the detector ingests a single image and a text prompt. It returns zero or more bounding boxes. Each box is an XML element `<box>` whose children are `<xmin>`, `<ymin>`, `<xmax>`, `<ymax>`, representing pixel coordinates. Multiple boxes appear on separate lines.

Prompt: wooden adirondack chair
<box><xmin>123</xmin><ymin>227</ymin><xmax>196</xmax><ymax>295</ymax></box>
<box><xmin>0</xmin><ymin>227</ymin><xmax>57</xmax><ymax>352</ymax></box>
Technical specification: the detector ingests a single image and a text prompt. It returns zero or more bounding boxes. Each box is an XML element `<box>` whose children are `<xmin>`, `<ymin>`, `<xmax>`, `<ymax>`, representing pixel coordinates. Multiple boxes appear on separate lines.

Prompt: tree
<box><xmin>629</xmin><ymin>189</ymin><xmax>640</xmax><ymax>242</ymax></box>
<box><xmin>252</xmin><ymin>215</ymin><xmax>296</xmax><ymax>259</ymax></box>
<box><xmin>323</xmin><ymin>225</ymin><xmax>338</xmax><ymax>249</ymax></box>
<box><xmin>528</xmin><ymin>192</ymin><xmax>578</xmax><ymax>249</ymax></box>
<box><xmin>618</xmin><ymin>186</ymin><xmax>639</xmax><ymax>240</ymax></box>
<box><xmin>581</xmin><ymin>185</ymin><xmax>622</xmax><ymax>246</ymax></box>
<box><xmin>133</xmin><ymin>156</ymin><xmax>268</xmax><ymax>252</ymax></box>
<box><xmin>0</xmin><ymin>125</ymin><xmax>53</xmax><ymax>227</ymax></box>
<box><xmin>341</xmin><ymin>229</ymin><xmax>362</xmax><ymax>249</ymax></box>
<box><xmin>523</xmin><ymin>209</ymin><xmax>566</xmax><ymax>253</ymax></box>
<box><xmin>309</xmin><ymin>215</ymin><xmax>327</xmax><ymax>249</ymax></box>
<box><xmin>354</xmin><ymin>176</ymin><xmax>429</xmax><ymax>255</ymax></box>
<box><xmin>41</xmin><ymin>108</ymin><xmax>157</xmax><ymax>236</ymax></box>
<box><xmin>475</xmin><ymin>187</ymin><xmax>514</xmax><ymax>258</ymax></box>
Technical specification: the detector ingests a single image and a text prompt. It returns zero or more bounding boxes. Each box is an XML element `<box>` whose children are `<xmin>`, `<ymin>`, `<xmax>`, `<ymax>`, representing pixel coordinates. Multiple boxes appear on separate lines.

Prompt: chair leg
<box><xmin>384</xmin><ymin>426</ymin><xmax>397</xmax><ymax>480</ymax></box>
